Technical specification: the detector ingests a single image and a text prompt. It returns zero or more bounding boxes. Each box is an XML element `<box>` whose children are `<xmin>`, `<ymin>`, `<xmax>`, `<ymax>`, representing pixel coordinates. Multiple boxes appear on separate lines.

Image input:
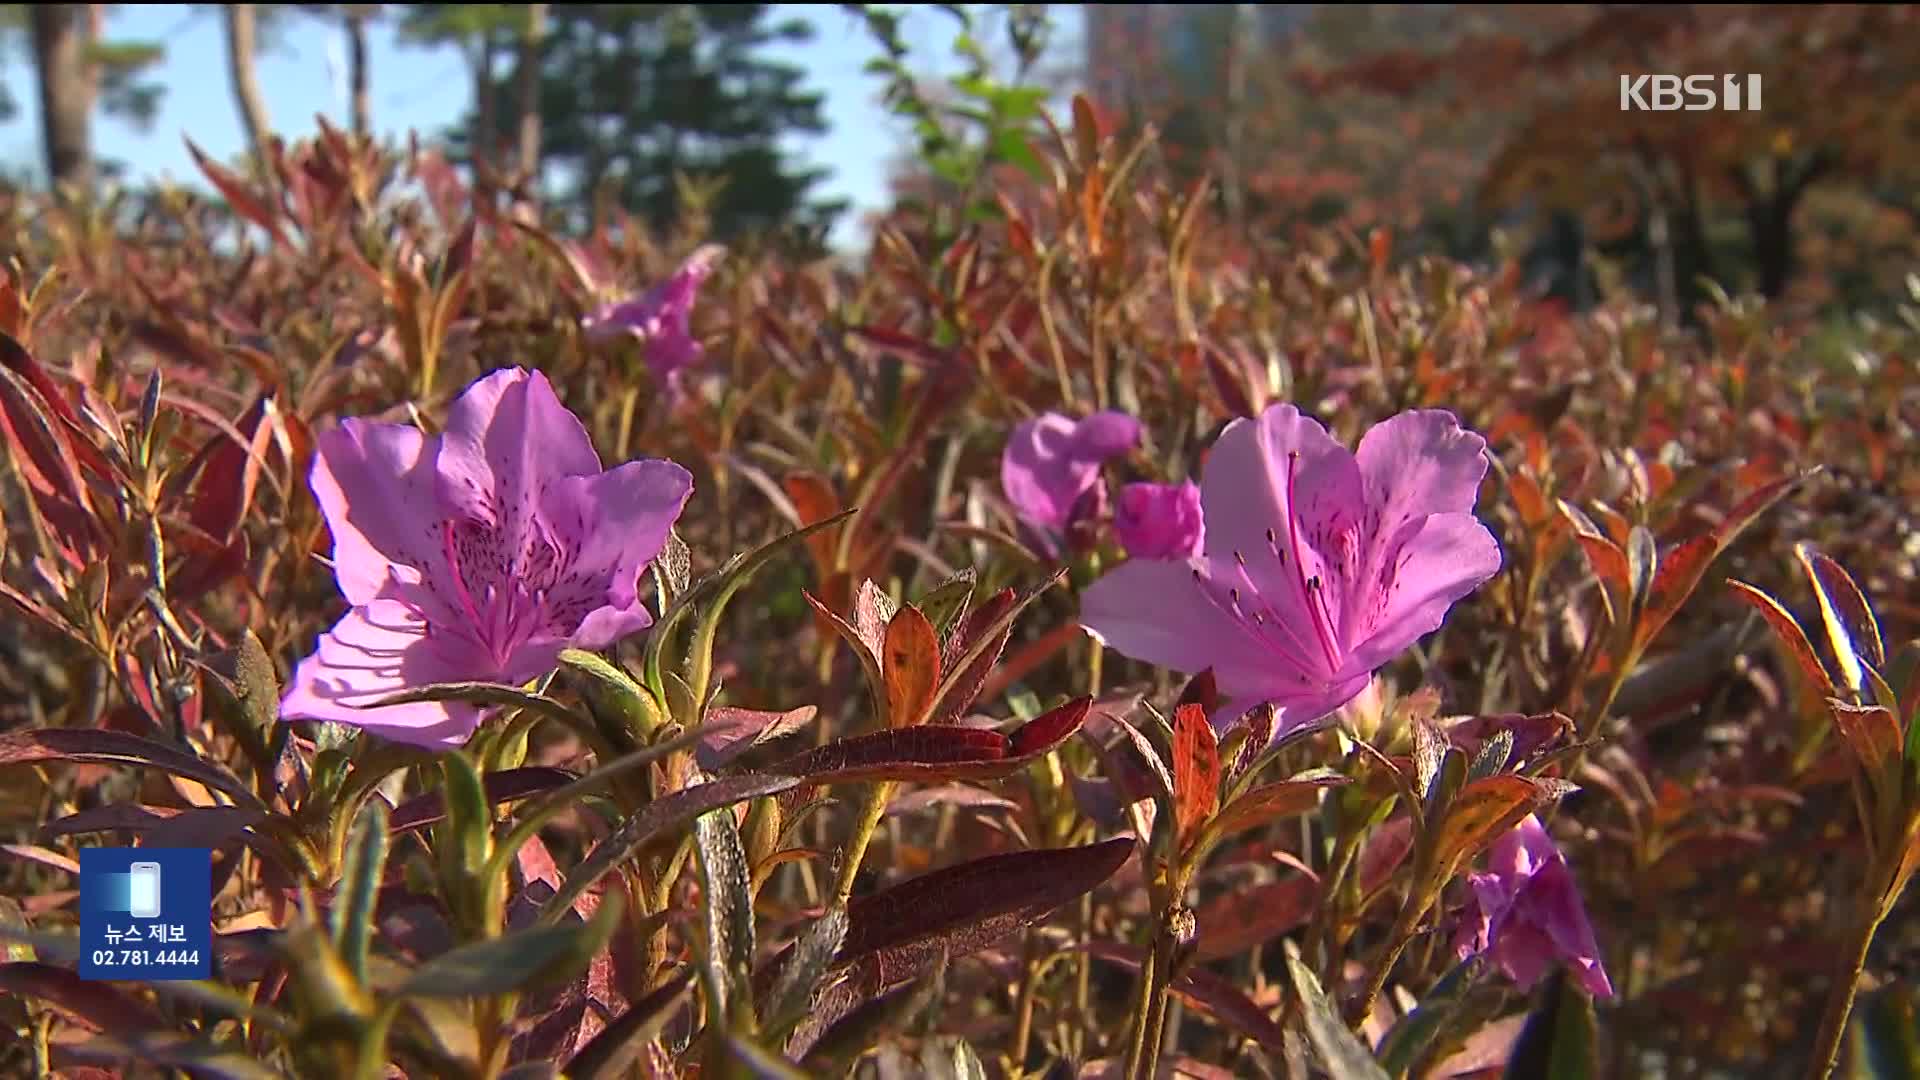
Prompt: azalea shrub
<box><xmin>0</xmin><ymin>102</ymin><xmax>1917</xmax><ymax>1080</ymax></box>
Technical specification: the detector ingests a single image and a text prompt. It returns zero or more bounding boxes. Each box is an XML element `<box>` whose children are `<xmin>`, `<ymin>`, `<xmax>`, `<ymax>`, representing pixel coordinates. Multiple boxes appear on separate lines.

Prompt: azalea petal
<box><xmin>1002</xmin><ymin>414</ymin><xmax>1093</xmax><ymax>531</ymax></box>
<box><xmin>1115</xmin><ymin>480</ymin><xmax>1205</xmax><ymax>560</ymax></box>
<box><xmin>1342</xmin><ymin>513</ymin><xmax>1502</xmax><ymax>675</ymax></box>
<box><xmin>544</xmin><ymin>458</ymin><xmax>695</xmax><ymax>610</ymax></box>
<box><xmin>1070</xmin><ymin>410</ymin><xmax>1142</xmax><ymax>460</ymax></box>
<box><xmin>1487</xmin><ymin>921</ymin><xmax>1557</xmax><ymax>993</ymax></box>
<box><xmin>309</xmin><ymin>419</ymin><xmax>445</xmax><ymax>607</ymax></box>
<box><xmin>567</xmin><ymin>602</ymin><xmax>657</xmax><ymax>653</ymax></box>
<box><xmin>278</xmin><ymin>598</ymin><xmax>487</xmax><ymax>750</ymax></box>
<box><xmin>1200</xmin><ymin>404</ymin><xmax>1360</xmax><ymax>567</ymax></box>
<box><xmin>1343</xmin><ymin>409</ymin><xmax>1494</xmax><ymax>639</ymax></box>
<box><xmin>1354</xmin><ymin>409</ymin><xmax>1493</xmax><ymax>527</ymax></box>
<box><xmin>1197</xmin><ymin>405</ymin><xmax>1361</xmax><ymax>680</ymax></box>
<box><xmin>1078</xmin><ymin>557</ymin><xmax>1276</xmax><ymax>688</ymax></box>
<box><xmin>435</xmin><ymin>368</ymin><xmax>602</xmax><ymax>532</ymax></box>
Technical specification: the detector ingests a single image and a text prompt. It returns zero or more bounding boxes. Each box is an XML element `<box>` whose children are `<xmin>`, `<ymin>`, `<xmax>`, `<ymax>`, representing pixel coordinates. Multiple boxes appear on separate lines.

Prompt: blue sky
<box><xmin>1</xmin><ymin>4</ymin><xmax>1087</xmax><ymax>252</ymax></box>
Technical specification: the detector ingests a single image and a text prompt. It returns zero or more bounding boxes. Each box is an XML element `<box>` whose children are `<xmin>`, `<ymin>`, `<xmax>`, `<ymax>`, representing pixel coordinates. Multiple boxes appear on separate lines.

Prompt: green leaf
<box><xmin>564</xmin><ymin>968</ymin><xmax>697</xmax><ymax>1080</ymax></box>
<box><xmin>400</xmin><ymin>890</ymin><xmax>624</xmax><ymax>999</ymax></box>
<box><xmin>1467</xmin><ymin>729</ymin><xmax>1516</xmax><ymax>784</ymax></box>
<box><xmin>917</xmin><ymin>568</ymin><xmax>976</xmax><ymax>643</ymax></box>
<box><xmin>646</xmin><ymin>510</ymin><xmax>857</xmax><ymax>722</ymax></box>
<box><xmin>1502</xmin><ymin>970</ymin><xmax>1597</xmax><ymax>1080</ymax></box>
<box><xmin>439</xmin><ymin>752</ymin><xmax>493</xmax><ymax>880</ymax></box>
<box><xmin>655</xmin><ymin>527</ymin><xmax>693</xmax><ymax>609</ymax></box>
<box><xmin>695</xmin><ymin>806</ymin><xmax>756</xmax><ymax>1024</ymax></box>
<box><xmin>1375</xmin><ymin>956</ymin><xmax>1483</xmax><ymax>1078</ymax></box>
<box><xmin>332</xmin><ymin>799</ymin><xmax>390</xmax><ymax>984</ymax></box>
<box><xmin>762</xmin><ymin>906</ymin><xmax>850</xmax><ymax>1038</ymax></box>
<box><xmin>1284</xmin><ymin>942</ymin><xmax>1390</xmax><ymax>1080</ymax></box>
<box><xmin>361</xmin><ymin>682</ymin><xmax>599</xmax><ymax>748</ymax></box>
<box><xmin>724</xmin><ymin>1032</ymin><xmax>813</xmax><ymax>1079</ymax></box>
<box><xmin>538</xmin><ymin>773</ymin><xmax>800</xmax><ymax>926</ymax></box>
<box><xmin>1849</xmin><ymin>981</ymin><xmax>1920</xmax><ymax>1078</ymax></box>
<box><xmin>560</xmin><ymin>648</ymin><xmax>665</xmax><ymax>745</ymax></box>
<box><xmin>482</xmin><ymin>726</ymin><xmax>709</xmax><ymax>884</ymax></box>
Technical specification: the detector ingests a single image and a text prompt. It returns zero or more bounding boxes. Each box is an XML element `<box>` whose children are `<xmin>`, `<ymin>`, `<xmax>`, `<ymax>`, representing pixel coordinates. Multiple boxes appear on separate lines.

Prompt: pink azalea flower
<box><xmin>580</xmin><ymin>244</ymin><xmax>725</xmax><ymax>397</ymax></box>
<box><xmin>1000</xmin><ymin>409</ymin><xmax>1142</xmax><ymax>557</ymax></box>
<box><xmin>1114</xmin><ymin>480</ymin><xmax>1205</xmax><ymax>560</ymax></box>
<box><xmin>280</xmin><ymin>367</ymin><xmax>694</xmax><ymax>750</ymax></box>
<box><xmin>1077</xmin><ymin>404</ymin><xmax>1500</xmax><ymax>736</ymax></box>
<box><xmin>1452</xmin><ymin>814</ymin><xmax>1615</xmax><ymax>999</ymax></box>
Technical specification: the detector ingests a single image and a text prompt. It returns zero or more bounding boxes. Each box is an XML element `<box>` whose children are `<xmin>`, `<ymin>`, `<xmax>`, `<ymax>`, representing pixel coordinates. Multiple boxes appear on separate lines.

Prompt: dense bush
<box><xmin>1</xmin><ymin>104</ymin><xmax>1918</xmax><ymax>1079</ymax></box>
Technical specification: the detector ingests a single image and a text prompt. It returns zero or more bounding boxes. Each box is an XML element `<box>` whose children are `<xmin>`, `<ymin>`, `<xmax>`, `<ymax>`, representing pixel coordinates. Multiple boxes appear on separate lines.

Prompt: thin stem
<box><xmin>1121</xmin><ymin>942</ymin><xmax>1160</xmax><ymax>1080</ymax></box>
<box><xmin>1351</xmin><ymin>892</ymin><xmax>1426</xmax><ymax>1029</ymax></box>
<box><xmin>1134</xmin><ymin>971</ymin><xmax>1174</xmax><ymax>1080</ymax></box>
<box><xmin>1806</xmin><ymin>894</ymin><xmax>1891</xmax><ymax>1080</ymax></box>
<box><xmin>832</xmin><ymin>780</ymin><xmax>895</xmax><ymax>905</ymax></box>
<box><xmin>1009</xmin><ymin>934</ymin><xmax>1043</xmax><ymax>1071</ymax></box>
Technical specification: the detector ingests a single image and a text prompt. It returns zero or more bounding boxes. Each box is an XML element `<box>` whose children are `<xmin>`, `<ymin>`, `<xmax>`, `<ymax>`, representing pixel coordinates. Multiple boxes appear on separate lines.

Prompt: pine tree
<box><xmin>451</xmin><ymin>4</ymin><xmax>843</xmax><ymax>244</ymax></box>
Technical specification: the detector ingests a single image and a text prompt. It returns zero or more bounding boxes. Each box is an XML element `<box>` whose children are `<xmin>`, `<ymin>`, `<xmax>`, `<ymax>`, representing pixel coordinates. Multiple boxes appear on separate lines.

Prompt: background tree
<box><xmin>397</xmin><ymin>4</ymin><xmax>542</xmax><ymax>185</ymax></box>
<box><xmin>1320</xmin><ymin>4</ymin><xmax>1920</xmax><ymax>313</ymax></box>
<box><xmin>453</xmin><ymin>4</ymin><xmax>843</xmax><ymax>243</ymax></box>
<box><xmin>20</xmin><ymin>4</ymin><xmax>165</xmax><ymax>193</ymax></box>
<box><xmin>219</xmin><ymin>4</ymin><xmax>274</xmax><ymax>169</ymax></box>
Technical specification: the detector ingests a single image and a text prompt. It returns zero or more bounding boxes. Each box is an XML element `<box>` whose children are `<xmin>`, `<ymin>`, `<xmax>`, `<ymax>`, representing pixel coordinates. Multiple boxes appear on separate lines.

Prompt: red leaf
<box><xmin>695</xmin><ymin>706</ymin><xmax>818</xmax><ymax>771</ymax></box>
<box><xmin>185</xmin><ymin>395</ymin><xmax>272</xmax><ymax>543</ymax></box>
<box><xmin>836</xmin><ymin>835</ymin><xmax>1134</xmax><ymax>973</ymax></box>
<box><xmin>770</xmin><ymin>698</ymin><xmax>1090</xmax><ymax>785</ymax></box>
<box><xmin>0</xmin><ymin>962</ymin><xmax>167</xmax><ymax>1033</ymax></box>
<box><xmin>1633</xmin><ymin>472</ymin><xmax>1806</xmax><ymax>656</ymax></box>
<box><xmin>1209</xmin><ymin>774</ymin><xmax>1350</xmax><ymax>841</ymax></box>
<box><xmin>1173</xmin><ymin>703</ymin><xmax>1220</xmax><ymax>849</ymax></box>
<box><xmin>389</xmin><ymin>766</ymin><xmax>580</xmax><ymax>834</ymax></box>
<box><xmin>1726</xmin><ymin>580</ymin><xmax>1836</xmax><ymax>698</ymax></box>
<box><xmin>0</xmin><ymin>729</ymin><xmax>259</xmax><ymax>809</ymax></box>
<box><xmin>882</xmin><ymin>606</ymin><xmax>942</xmax><ymax>728</ymax></box>
<box><xmin>186</xmin><ymin>136</ymin><xmax>293</xmax><ymax>250</ymax></box>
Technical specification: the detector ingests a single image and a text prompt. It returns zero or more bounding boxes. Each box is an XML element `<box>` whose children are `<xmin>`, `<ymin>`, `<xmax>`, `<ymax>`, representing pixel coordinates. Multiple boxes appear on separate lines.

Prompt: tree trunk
<box><xmin>514</xmin><ymin>3</ymin><xmax>547</xmax><ymax>187</ymax></box>
<box><xmin>345</xmin><ymin>9</ymin><xmax>372</xmax><ymax>138</ymax></box>
<box><xmin>1221</xmin><ymin>3</ymin><xmax>1252</xmax><ymax>228</ymax></box>
<box><xmin>30</xmin><ymin>4</ymin><xmax>95</xmax><ymax>194</ymax></box>
<box><xmin>474</xmin><ymin>32</ymin><xmax>497</xmax><ymax>175</ymax></box>
<box><xmin>223</xmin><ymin>5</ymin><xmax>274</xmax><ymax>170</ymax></box>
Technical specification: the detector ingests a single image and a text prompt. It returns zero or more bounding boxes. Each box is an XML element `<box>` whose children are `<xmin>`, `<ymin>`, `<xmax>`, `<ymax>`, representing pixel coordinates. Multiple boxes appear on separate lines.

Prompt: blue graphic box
<box><xmin>79</xmin><ymin>847</ymin><xmax>212</xmax><ymax>981</ymax></box>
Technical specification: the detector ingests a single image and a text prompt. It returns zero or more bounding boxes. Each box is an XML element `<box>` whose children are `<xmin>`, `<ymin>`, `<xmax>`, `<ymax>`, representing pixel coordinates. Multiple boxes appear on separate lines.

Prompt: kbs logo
<box><xmin>1619</xmin><ymin>74</ymin><xmax>1763</xmax><ymax>111</ymax></box>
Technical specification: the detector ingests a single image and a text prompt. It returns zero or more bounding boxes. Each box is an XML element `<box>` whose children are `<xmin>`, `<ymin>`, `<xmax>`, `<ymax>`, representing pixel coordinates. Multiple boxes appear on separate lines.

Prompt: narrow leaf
<box><xmin>402</xmin><ymin>891</ymin><xmax>624</xmax><ymax>998</ymax></box>
<box><xmin>1797</xmin><ymin>543</ymin><xmax>1881</xmax><ymax>694</ymax></box>
<box><xmin>540</xmin><ymin>774</ymin><xmax>800</xmax><ymax>926</ymax></box>
<box><xmin>563</xmin><ymin>968</ymin><xmax>695</xmax><ymax>1080</ymax></box>
<box><xmin>0</xmin><ymin>729</ymin><xmax>262</xmax><ymax>810</ymax></box>
<box><xmin>332</xmin><ymin>799</ymin><xmax>390</xmax><ymax>983</ymax></box>
<box><xmin>1633</xmin><ymin>473</ymin><xmax>1806</xmax><ymax>656</ymax></box>
<box><xmin>764</xmin><ymin>906</ymin><xmax>852</xmax><ymax>1035</ymax></box>
<box><xmin>882</xmin><ymin>605</ymin><xmax>943</xmax><ymax>728</ymax></box>
<box><xmin>695</xmin><ymin>805</ymin><xmax>755</xmax><ymax>1020</ymax></box>
<box><xmin>1173</xmin><ymin>703</ymin><xmax>1220</xmax><ymax>849</ymax></box>
<box><xmin>1502</xmin><ymin>970</ymin><xmax>1597</xmax><ymax>1080</ymax></box>
<box><xmin>1726</xmin><ymin>579</ymin><xmax>1837</xmax><ymax>696</ymax></box>
<box><xmin>1208</xmin><ymin>775</ymin><xmax>1350</xmax><ymax>841</ymax></box>
<box><xmin>831</xmin><ymin>838</ymin><xmax>1134</xmax><ymax>984</ymax></box>
<box><xmin>1285</xmin><ymin>944</ymin><xmax>1391</xmax><ymax>1080</ymax></box>
<box><xmin>1432</xmin><ymin>776</ymin><xmax>1552</xmax><ymax>872</ymax></box>
<box><xmin>918</xmin><ymin>569</ymin><xmax>977</xmax><ymax>643</ymax></box>
<box><xmin>768</xmin><ymin>698</ymin><xmax>1089</xmax><ymax>785</ymax></box>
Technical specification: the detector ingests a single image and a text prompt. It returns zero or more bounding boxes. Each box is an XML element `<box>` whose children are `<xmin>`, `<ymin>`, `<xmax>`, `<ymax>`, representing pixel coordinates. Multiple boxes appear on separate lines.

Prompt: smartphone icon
<box><xmin>128</xmin><ymin>862</ymin><xmax>162</xmax><ymax>919</ymax></box>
